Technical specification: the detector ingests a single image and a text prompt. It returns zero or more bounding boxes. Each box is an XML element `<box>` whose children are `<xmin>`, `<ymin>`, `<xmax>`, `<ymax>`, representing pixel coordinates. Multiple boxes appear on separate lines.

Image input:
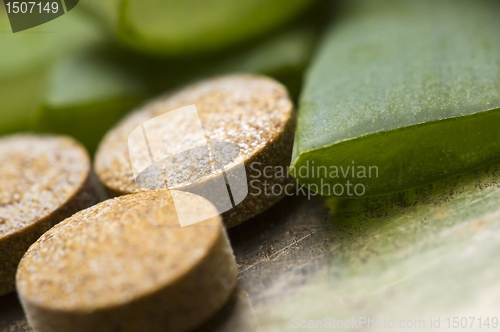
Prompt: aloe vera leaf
<box><xmin>255</xmin><ymin>161</ymin><xmax>500</xmax><ymax>330</ymax></box>
<box><xmin>36</xmin><ymin>52</ymin><xmax>147</xmax><ymax>154</ymax></box>
<box><xmin>194</xmin><ymin>26</ymin><xmax>317</xmax><ymax>100</ymax></box>
<box><xmin>81</xmin><ymin>0</ymin><xmax>315</xmax><ymax>56</ymax></box>
<box><xmin>290</xmin><ymin>0</ymin><xmax>500</xmax><ymax>197</ymax></box>
<box><xmin>0</xmin><ymin>71</ymin><xmax>46</xmax><ymax>135</ymax></box>
<box><xmin>146</xmin><ymin>26</ymin><xmax>316</xmax><ymax>100</ymax></box>
<box><xmin>0</xmin><ymin>7</ymin><xmax>104</xmax><ymax>135</ymax></box>
<box><xmin>121</xmin><ymin>25</ymin><xmax>317</xmax><ymax>96</ymax></box>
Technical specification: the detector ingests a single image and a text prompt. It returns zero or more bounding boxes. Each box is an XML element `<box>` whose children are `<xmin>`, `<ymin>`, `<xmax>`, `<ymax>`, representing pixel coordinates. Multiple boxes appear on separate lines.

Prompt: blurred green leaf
<box><xmin>203</xmin><ymin>26</ymin><xmax>317</xmax><ymax>100</ymax></box>
<box><xmin>36</xmin><ymin>51</ymin><xmax>147</xmax><ymax>154</ymax></box>
<box><xmin>0</xmin><ymin>6</ymin><xmax>105</xmax><ymax>135</ymax></box>
<box><xmin>82</xmin><ymin>0</ymin><xmax>315</xmax><ymax>56</ymax></box>
<box><xmin>34</xmin><ymin>23</ymin><xmax>317</xmax><ymax>155</ymax></box>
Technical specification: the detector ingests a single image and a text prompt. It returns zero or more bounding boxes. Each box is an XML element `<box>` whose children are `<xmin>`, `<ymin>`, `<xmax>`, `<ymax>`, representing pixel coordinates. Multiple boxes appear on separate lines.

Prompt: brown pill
<box><xmin>95</xmin><ymin>74</ymin><xmax>296</xmax><ymax>228</ymax></box>
<box><xmin>16</xmin><ymin>190</ymin><xmax>237</xmax><ymax>332</ymax></box>
<box><xmin>0</xmin><ymin>134</ymin><xmax>100</xmax><ymax>296</ymax></box>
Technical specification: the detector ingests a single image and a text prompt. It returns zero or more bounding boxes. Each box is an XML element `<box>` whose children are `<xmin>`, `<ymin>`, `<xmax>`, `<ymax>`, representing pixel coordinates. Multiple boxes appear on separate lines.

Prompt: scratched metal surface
<box><xmin>2</xmin><ymin>159</ymin><xmax>500</xmax><ymax>332</ymax></box>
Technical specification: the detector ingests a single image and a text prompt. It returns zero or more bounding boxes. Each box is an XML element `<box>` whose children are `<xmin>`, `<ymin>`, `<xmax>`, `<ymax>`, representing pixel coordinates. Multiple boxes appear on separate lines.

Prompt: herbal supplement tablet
<box><xmin>0</xmin><ymin>134</ymin><xmax>99</xmax><ymax>296</ymax></box>
<box><xmin>17</xmin><ymin>190</ymin><xmax>238</xmax><ymax>332</ymax></box>
<box><xmin>95</xmin><ymin>74</ymin><xmax>295</xmax><ymax>228</ymax></box>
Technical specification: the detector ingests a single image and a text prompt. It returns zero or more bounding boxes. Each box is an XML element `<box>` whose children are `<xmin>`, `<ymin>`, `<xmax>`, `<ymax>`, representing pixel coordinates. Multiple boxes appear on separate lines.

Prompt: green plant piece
<box><xmin>36</xmin><ymin>52</ymin><xmax>147</xmax><ymax>155</ymax></box>
<box><xmin>81</xmin><ymin>0</ymin><xmax>315</xmax><ymax>56</ymax></box>
<box><xmin>0</xmin><ymin>72</ymin><xmax>46</xmax><ymax>135</ymax></box>
<box><xmin>0</xmin><ymin>7</ymin><xmax>104</xmax><ymax>136</ymax></box>
<box><xmin>291</xmin><ymin>0</ymin><xmax>500</xmax><ymax>197</ymax></box>
<box><xmin>131</xmin><ymin>25</ymin><xmax>317</xmax><ymax>95</ymax></box>
<box><xmin>204</xmin><ymin>26</ymin><xmax>316</xmax><ymax>100</ymax></box>
<box><xmin>35</xmin><ymin>25</ymin><xmax>316</xmax><ymax>154</ymax></box>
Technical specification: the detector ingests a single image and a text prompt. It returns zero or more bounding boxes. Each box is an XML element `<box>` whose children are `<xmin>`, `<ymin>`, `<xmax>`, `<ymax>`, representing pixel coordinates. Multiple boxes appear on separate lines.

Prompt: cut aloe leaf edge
<box><xmin>290</xmin><ymin>0</ymin><xmax>500</xmax><ymax>198</ymax></box>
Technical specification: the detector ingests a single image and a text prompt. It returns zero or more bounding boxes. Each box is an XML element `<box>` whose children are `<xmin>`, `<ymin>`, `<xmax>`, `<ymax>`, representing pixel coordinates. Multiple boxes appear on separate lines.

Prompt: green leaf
<box><xmin>291</xmin><ymin>0</ymin><xmax>500</xmax><ymax>197</ymax></box>
<box><xmin>82</xmin><ymin>0</ymin><xmax>315</xmax><ymax>56</ymax></box>
<box><xmin>198</xmin><ymin>26</ymin><xmax>317</xmax><ymax>100</ymax></box>
<box><xmin>0</xmin><ymin>7</ymin><xmax>105</xmax><ymax>136</ymax></box>
<box><xmin>35</xmin><ymin>24</ymin><xmax>317</xmax><ymax>154</ymax></box>
<box><xmin>256</xmin><ymin>160</ymin><xmax>500</xmax><ymax>330</ymax></box>
<box><xmin>0</xmin><ymin>71</ymin><xmax>46</xmax><ymax>135</ymax></box>
<box><xmin>36</xmin><ymin>51</ymin><xmax>147</xmax><ymax>155</ymax></box>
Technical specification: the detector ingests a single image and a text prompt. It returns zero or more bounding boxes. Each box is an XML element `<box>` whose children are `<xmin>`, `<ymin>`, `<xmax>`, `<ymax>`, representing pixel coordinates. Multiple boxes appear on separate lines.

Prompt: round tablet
<box><xmin>17</xmin><ymin>190</ymin><xmax>237</xmax><ymax>332</ymax></box>
<box><xmin>95</xmin><ymin>74</ymin><xmax>295</xmax><ymax>228</ymax></box>
<box><xmin>0</xmin><ymin>134</ymin><xmax>99</xmax><ymax>296</ymax></box>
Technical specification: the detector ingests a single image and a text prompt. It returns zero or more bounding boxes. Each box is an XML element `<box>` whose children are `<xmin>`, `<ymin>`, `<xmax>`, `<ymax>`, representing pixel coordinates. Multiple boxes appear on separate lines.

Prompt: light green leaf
<box><xmin>0</xmin><ymin>7</ymin><xmax>105</xmax><ymax>135</ymax></box>
<box><xmin>35</xmin><ymin>24</ymin><xmax>317</xmax><ymax>154</ymax></box>
<box><xmin>255</xmin><ymin>160</ymin><xmax>500</xmax><ymax>331</ymax></box>
<box><xmin>82</xmin><ymin>0</ymin><xmax>315</xmax><ymax>56</ymax></box>
<box><xmin>36</xmin><ymin>51</ymin><xmax>147</xmax><ymax>154</ymax></box>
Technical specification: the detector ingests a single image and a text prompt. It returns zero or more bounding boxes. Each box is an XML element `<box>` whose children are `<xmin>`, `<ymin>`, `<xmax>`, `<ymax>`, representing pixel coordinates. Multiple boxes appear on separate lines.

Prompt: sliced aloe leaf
<box><xmin>81</xmin><ymin>0</ymin><xmax>315</xmax><ymax>56</ymax></box>
<box><xmin>291</xmin><ymin>0</ymin><xmax>500</xmax><ymax>197</ymax></box>
<box><xmin>0</xmin><ymin>7</ymin><xmax>104</xmax><ymax>136</ymax></box>
<box><xmin>256</xmin><ymin>160</ymin><xmax>500</xmax><ymax>330</ymax></box>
